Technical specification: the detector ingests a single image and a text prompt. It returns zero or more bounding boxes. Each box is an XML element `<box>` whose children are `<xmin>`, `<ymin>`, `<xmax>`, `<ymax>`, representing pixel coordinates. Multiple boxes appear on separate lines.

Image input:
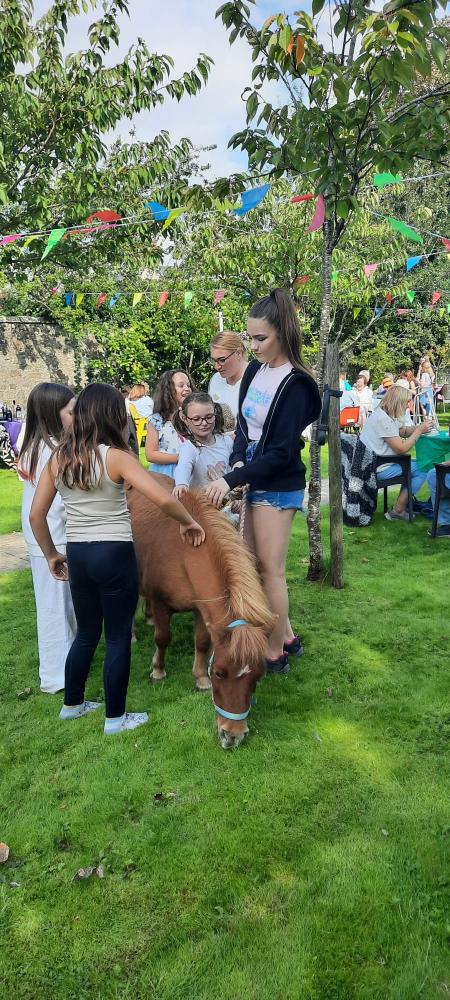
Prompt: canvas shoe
<box><xmin>385</xmin><ymin>509</ymin><xmax>412</xmax><ymax>522</ymax></box>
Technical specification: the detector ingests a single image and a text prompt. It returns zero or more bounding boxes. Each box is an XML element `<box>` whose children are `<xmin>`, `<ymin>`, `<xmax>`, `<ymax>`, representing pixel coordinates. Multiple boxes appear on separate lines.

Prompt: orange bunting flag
<box><xmin>97</xmin><ymin>293</ymin><xmax>107</xmax><ymax>307</ymax></box>
<box><xmin>291</xmin><ymin>194</ymin><xmax>315</xmax><ymax>203</ymax></box>
<box><xmin>441</xmin><ymin>238</ymin><xmax>450</xmax><ymax>251</ymax></box>
<box><xmin>294</xmin><ymin>275</ymin><xmax>310</xmax><ymax>289</ymax></box>
<box><xmin>159</xmin><ymin>292</ymin><xmax>169</xmax><ymax>307</ymax></box>
<box><xmin>386</xmin><ymin>292</ymin><xmax>392</xmax><ymax>304</ymax></box>
<box><xmin>431</xmin><ymin>291</ymin><xmax>442</xmax><ymax>307</ymax></box>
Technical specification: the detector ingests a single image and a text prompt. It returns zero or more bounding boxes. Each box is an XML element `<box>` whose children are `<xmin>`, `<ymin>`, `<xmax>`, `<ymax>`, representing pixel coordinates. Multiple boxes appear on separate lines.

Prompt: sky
<box><xmin>33</xmin><ymin>0</ymin><xmax>306</xmax><ymax>180</ymax></box>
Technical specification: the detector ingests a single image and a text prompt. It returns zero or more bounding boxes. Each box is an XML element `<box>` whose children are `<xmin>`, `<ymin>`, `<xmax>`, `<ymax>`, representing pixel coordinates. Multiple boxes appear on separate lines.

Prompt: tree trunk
<box><xmin>307</xmin><ymin>217</ymin><xmax>333</xmax><ymax>580</ymax></box>
<box><xmin>325</xmin><ymin>341</ymin><xmax>344</xmax><ymax>588</ymax></box>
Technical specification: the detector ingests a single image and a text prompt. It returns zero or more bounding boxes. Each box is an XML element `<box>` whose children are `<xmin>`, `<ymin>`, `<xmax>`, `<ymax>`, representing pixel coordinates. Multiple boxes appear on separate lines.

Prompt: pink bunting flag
<box><xmin>441</xmin><ymin>238</ymin><xmax>450</xmax><ymax>251</ymax></box>
<box><xmin>431</xmin><ymin>291</ymin><xmax>442</xmax><ymax>307</ymax></box>
<box><xmin>291</xmin><ymin>194</ymin><xmax>315</xmax><ymax>203</ymax></box>
<box><xmin>1</xmin><ymin>234</ymin><xmax>21</xmax><ymax>246</ymax></box>
<box><xmin>51</xmin><ymin>287</ymin><xmax>59</xmax><ymax>295</ymax></box>
<box><xmin>213</xmin><ymin>290</ymin><xmax>226</xmax><ymax>305</ymax></box>
<box><xmin>306</xmin><ymin>194</ymin><xmax>325</xmax><ymax>234</ymax></box>
<box><xmin>97</xmin><ymin>292</ymin><xmax>107</xmax><ymax>307</ymax></box>
<box><xmin>364</xmin><ymin>263</ymin><xmax>378</xmax><ymax>278</ymax></box>
<box><xmin>396</xmin><ymin>309</ymin><xmax>410</xmax><ymax>316</ymax></box>
<box><xmin>159</xmin><ymin>292</ymin><xmax>169</xmax><ymax>307</ymax></box>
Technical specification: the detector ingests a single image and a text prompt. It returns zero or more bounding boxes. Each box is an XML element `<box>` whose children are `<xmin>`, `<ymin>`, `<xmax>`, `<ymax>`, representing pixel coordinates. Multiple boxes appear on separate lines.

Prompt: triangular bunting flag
<box><xmin>387</xmin><ymin>218</ymin><xmax>423</xmax><ymax>244</ymax></box>
<box><xmin>290</xmin><ymin>194</ymin><xmax>315</xmax><ymax>203</ymax></box>
<box><xmin>109</xmin><ymin>294</ymin><xmax>122</xmax><ymax>307</ymax></box>
<box><xmin>373</xmin><ymin>173</ymin><xmax>402</xmax><ymax>188</ymax></box>
<box><xmin>353</xmin><ymin>307</ymin><xmax>362</xmax><ymax>319</ymax></box>
<box><xmin>97</xmin><ymin>292</ymin><xmax>107</xmax><ymax>307</ymax></box>
<box><xmin>24</xmin><ymin>235</ymin><xmax>39</xmax><ymax>247</ymax></box>
<box><xmin>1</xmin><ymin>234</ymin><xmax>22</xmax><ymax>246</ymax></box>
<box><xmin>41</xmin><ymin>227</ymin><xmax>67</xmax><ymax>260</ymax></box>
<box><xmin>159</xmin><ymin>291</ymin><xmax>169</xmax><ymax>307</ymax></box>
<box><xmin>213</xmin><ymin>290</ymin><xmax>226</xmax><ymax>305</ymax></box>
<box><xmin>306</xmin><ymin>194</ymin><xmax>325</xmax><ymax>233</ymax></box>
<box><xmin>406</xmin><ymin>256</ymin><xmax>421</xmax><ymax>272</ymax></box>
<box><xmin>162</xmin><ymin>207</ymin><xmax>186</xmax><ymax>232</ymax></box>
<box><xmin>397</xmin><ymin>309</ymin><xmax>410</xmax><ymax>316</ymax></box>
<box><xmin>431</xmin><ymin>291</ymin><xmax>442</xmax><ymax>307</ymax></box>
<box><xmin>184</xmin><ymin>291</ymin><xmax>193</xmax><ymax>309</ymax></box>
<box><xmin>75</xmin><ymin>293</ymin><xmax>84</xmax><ymax>307</ymax></box>
<box><xmin>386</xmin><ymin>292</ymin><xmax>392</xmax><ymax>304</ymax></box>
<box><xmin>441</xmin><ymin>238</ymin><xmax>450</xmax><ymax>251</ymax></box>
<box><xmin>406</xmin><ymin>291</ymin><xmax>415</xmax><ymax>303</ymax></box>
<box><xmin>86</xmin><ymin>211</ymin><xmax>122</xmax><ymax>224</ymax></box>
<box><xmin>233</xmin><ymin>184</ymin><xmax>270</xmax><ymax>217</ymax></box>
<box><xmin>363</xmin><ymin>263</ymin><xmax>378</xmax><ymax>278</ymax></box>
<box><xmin>438</xmin><ymin>308</ymin><xmax>445</xmax><ymax>318</ymax></box>
<box><xmin>293</xmin><ymin>275</ymin><xmax>309</xmax><ymax>289</ymax></box>
<box><xmin>146</xmin><ymin>201</ymin><xmax>170</xmax><ymax>222</ymax></box>
<box><xmin>64</xmin><ymin>292</ymin><xmax>73</xmax><ymax>306</ymax></box>
<box><xmin>132</xmin><ymin>292</ymin><xmax>143</xmax><ymax>307</ymax></box>
<box><xmin>374</xmin><ymin>307</ymin><xmax>383</xmax><ymax>319</ymax></box>
<box><xmin>331</xmin><ymin>271</ymin><xmax>338</xmax><ymax>282</ymax></box>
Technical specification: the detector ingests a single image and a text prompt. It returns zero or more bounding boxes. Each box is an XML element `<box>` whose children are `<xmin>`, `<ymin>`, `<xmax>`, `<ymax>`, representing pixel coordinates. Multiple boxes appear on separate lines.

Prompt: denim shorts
<box><xmin>246</xmin><ymin>488</ymin><xmax>305</xmax><ymax>511</ymax></box>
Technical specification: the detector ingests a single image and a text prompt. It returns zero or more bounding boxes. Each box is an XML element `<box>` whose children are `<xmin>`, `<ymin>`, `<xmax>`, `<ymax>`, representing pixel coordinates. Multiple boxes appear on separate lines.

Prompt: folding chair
<box><xmin>429</xmin><ymin>463</ymin><xmax>450</xmax><ymax>538</ymax></box>
<box><xmin>374</xmin><ymin>454</ymin><xmax>414</xmax><ymax>521</ymax></box>
<box><xmin>339</xmin><ymin>406</ymin><xmax>360</xmax><ymax>433</ymax></box>
<box><xmin>128</xmin><ymin>404</ymin><xmax>148</xmax><ymax>448</ymax></box>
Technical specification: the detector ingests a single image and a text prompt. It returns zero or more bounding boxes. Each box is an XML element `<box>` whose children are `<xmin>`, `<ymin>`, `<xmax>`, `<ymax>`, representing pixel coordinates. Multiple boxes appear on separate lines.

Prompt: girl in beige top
<box><xmin>30</xmin><ymin>383</ymin><xmax>205</xmax><ymax>735</ymax></box>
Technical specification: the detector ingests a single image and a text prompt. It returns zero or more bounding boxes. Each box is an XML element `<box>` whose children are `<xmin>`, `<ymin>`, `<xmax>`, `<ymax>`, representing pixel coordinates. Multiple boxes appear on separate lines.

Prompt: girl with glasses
<box><xmin>208</xmin><ymin>332</ymin><xmax>247</xmax><ymax>419</ymax></box>
<box><xmin>172</xmin><ymin>392</ymin><xmax>234</xmax><ymax>499</ymax></box>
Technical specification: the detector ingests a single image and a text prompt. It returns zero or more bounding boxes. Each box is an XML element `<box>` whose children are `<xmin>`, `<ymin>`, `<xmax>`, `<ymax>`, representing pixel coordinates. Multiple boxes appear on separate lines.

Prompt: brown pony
<box><xmin>127</xmin><ymin>476</ymin><xmax>276</xmax><ymax>749</ymax></box>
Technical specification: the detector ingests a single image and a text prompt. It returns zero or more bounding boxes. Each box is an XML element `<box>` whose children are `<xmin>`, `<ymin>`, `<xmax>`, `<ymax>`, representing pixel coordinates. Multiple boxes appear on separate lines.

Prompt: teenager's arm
<box><xmin>144</xmin><ymin>422</ymin><xmax>178</xmax><ymax>465</ymax></box>
<box><xmin>29</xmin><ymin>458</ymin><xmax>69</xmax><ymax>580</ymax></box>
<box><xmin>109</xmin><ymin>450</ymin><xmax>205</xmax><ymax>546</ymax></box>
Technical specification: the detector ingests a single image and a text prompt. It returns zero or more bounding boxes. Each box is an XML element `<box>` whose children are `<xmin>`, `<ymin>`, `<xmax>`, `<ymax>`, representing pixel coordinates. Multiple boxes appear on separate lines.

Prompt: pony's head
<box><xmin>207</xmin><ymin>618</ymin><xmax>270</xmax><ymax>749</ymax></box>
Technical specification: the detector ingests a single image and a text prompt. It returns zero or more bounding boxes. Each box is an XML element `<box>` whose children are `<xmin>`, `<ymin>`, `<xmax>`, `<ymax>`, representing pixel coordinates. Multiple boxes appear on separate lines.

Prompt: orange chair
<box><xmin>339</xmin><ymin>406</ymin><xmax>360</xmax><ymax>432</ymax></box>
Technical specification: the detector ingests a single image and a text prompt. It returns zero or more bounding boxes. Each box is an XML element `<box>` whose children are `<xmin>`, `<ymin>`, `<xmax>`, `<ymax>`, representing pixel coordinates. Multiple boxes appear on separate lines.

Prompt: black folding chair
<box><xmin>430</xmin><ymin>463</ymin><xmax>450</xmax><ymax>538</ymax></box>
<box><xmin>374</xmin><ymin>455</ymin><xmax>413</xmax><ymax>521</ymax></box>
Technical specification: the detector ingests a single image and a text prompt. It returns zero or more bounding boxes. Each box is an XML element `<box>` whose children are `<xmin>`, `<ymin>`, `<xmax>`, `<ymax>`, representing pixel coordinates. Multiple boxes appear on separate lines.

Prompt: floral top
<box><xmin>148</xmin><ymin>413</ymin><xmax>183</xmax><ymax>476</ymax></box>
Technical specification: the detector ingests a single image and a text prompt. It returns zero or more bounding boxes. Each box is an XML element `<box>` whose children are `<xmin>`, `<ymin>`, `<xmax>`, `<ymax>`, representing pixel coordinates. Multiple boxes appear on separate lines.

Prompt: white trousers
<box><xmin>30</xmin><ymin>554</ymin><xmax>77</xmax><ymax>693</ymax></box>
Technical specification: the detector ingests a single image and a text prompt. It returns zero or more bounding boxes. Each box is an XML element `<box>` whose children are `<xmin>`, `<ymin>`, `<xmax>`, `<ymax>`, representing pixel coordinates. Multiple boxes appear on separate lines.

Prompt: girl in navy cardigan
<box><xmin>204</xmin><ymin>288</ymin><xmax>321</xmax><ymax>674</ymax></box>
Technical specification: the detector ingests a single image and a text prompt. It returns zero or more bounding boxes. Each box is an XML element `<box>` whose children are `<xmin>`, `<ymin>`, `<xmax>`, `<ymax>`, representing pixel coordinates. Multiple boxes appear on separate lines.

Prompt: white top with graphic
<box><xmin>242</xmin><ymin>362</ymin><xmax>292</xmax><ymax>441</ymax></box>
<box><xmin>208</xmin><ymin>372</ymin><xmax>244</xmax><ymax>419</ymax></box>
<box><xmin>174</xmin><ymin>434</ymin><xmax>234</xmax><ymax>489</ymax></box>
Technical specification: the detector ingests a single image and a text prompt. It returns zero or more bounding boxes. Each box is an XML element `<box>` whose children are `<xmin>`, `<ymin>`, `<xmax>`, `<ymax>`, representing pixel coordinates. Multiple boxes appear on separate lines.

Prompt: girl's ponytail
<box><xmin>249</xmin><ymin>287</ymin><xmax>313</xmax><ymax>376</ymax></box>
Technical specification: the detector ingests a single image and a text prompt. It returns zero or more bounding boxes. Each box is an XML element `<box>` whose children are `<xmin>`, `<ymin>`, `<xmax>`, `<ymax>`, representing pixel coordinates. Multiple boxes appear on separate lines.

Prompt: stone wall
<box><xmin>0</xmin><ymin>317</ymin><xmax>82</xmax><ymax>408</ymax></box>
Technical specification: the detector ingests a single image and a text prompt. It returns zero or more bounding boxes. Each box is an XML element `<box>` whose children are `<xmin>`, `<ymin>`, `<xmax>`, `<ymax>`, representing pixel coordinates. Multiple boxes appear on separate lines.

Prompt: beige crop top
<box><xmin>56</xmin><ymin>444</ymin><xmax>132</xmax><ymax>543</ymax></box>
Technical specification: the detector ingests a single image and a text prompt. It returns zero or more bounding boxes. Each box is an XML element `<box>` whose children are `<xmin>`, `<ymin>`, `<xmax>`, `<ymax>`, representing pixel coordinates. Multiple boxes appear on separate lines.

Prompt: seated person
<box><xmin>352</xmin><ymin>375</ymin><xmax>373</xmax><ymax>427</ymax></box>
<box><xmin>426</xmin><ymin>462</ymin><xmax>450</xmax><ymax>537</ymax></box>
<box><xmin>128</xmin><ymin>383</ymin><xmax>154</xmax><ymax>419</ymax></box>
<box><xmin>360</xmin><ymin>385</ymin><xmax>433</xmax><ymax>521</ymax></box>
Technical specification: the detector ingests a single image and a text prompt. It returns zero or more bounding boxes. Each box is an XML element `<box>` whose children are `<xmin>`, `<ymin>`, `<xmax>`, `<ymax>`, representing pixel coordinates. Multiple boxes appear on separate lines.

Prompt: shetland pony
<box><xmin>128</xmin><ymin>476</ymin><xmax>275</xmax><ymax>748</ymax></box>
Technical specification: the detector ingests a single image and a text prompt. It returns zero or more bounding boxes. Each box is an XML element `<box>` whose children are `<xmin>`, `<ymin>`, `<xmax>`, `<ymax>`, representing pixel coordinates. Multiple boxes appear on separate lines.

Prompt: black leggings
<box><xmin>65</xmin><ymin>541</ymin><xmax>139</xmax><ymax>718</ymax></box>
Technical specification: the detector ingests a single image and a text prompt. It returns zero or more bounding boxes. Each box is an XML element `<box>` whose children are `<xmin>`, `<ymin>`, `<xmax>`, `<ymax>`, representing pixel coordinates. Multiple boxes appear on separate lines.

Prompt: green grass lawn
<box><xmin>0</xmin><ymin>469</ymin><xmax>23</xmax><ymax>533</ymax></box>
<box><xmin>0</xmin><ymin>476</ymin><xmax>448</xmax><ymax>999</ymax></box>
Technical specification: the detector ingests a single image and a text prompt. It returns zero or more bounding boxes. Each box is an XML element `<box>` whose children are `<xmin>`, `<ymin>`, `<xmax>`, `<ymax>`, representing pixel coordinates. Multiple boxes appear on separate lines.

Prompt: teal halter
<box><xmin>209</xmin><ymin>620</ymin><xmax>254</xmax><ymax>722</ymax></box>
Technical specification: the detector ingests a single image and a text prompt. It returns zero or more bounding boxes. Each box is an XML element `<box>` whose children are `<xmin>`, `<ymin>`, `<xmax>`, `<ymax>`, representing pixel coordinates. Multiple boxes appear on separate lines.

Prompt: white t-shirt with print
<box><xmin>360</xmin><ymin>406</ymin><xmax>401</xmax><ymax>457</ymax></box>
<box><xmin>241</xmin><ymin>362</ymin><xmax>292</xmax><ymax>441</ymax></box>
<box><xmin>208</xmin><ymin>372</ymin><xmax>244</xmax><ymax>419</ymax></box>
<box><xmin>174</xmin><ymin>434</ymin><xmax>234</xmax><ymax>489</ymax></box>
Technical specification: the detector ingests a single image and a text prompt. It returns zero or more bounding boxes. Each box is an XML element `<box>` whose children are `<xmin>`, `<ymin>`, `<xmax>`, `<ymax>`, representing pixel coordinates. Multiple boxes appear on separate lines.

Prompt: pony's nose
<box><xmin>218</xmin><ymin>727</ymin><xmax>247</xmax><ymax>750</ymax></box>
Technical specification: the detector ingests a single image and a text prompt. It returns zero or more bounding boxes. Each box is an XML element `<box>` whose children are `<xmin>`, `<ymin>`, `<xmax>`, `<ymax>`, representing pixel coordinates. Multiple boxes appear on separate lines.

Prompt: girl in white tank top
<box><xmin>29</xmin><ymin>383</ymin><xmax>205</xmax><ymax>736</ymax></box>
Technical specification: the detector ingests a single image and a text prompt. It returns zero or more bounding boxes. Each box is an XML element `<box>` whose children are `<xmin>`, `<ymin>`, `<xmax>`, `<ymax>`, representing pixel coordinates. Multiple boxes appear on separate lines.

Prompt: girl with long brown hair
<box><xmin>18</xmin><ymin>382</ymin><xmax>77</xmax><ymax>693</ymax></box>
<box><xmin>30</xmin><ymin>383</ymin><xmax>205</xmax><ymax>734</ymax></box>
<box><xmin>204</xmin><ymin>288</ymin><xmax>321</xmax><ymax>674</ymax></box>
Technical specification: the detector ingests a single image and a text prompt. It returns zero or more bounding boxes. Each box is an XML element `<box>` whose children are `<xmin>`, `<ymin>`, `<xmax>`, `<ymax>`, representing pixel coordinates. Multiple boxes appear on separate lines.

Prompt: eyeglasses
<box><xmin>208</xmin><ymin>350</ymin><xmax>237</xmax><ymax>368</ymax></box>
<box><xmin>186</xmin><ymin>413</ymin><xmax>215</xmax><ymax>425</ymax></box>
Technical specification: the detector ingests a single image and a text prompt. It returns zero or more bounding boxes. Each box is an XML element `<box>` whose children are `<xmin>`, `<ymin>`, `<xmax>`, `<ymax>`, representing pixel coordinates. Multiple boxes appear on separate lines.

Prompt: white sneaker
<box><xmin>104</xmin><ymin>712</ymin><xmax>149</xmax><ymax>735</ymax></box>
<box><xmin>60</xmin><ymin>701</ymin><xmax>102</xmax><ymax>720</ymax></box>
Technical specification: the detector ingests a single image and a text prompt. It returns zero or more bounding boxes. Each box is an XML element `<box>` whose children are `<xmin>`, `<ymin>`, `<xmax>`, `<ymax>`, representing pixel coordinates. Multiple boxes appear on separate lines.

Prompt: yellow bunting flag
<box><xmin>132</xmin><ymin>292</ymin><xmax>143</xmax><ymax>307</ymax></box>
<box><xmin>161</xmin><ymin>208</ymin><xmax>185</xmax><ymax>232</ymax></box>
<box><xmin>75</xmin><ymin>293</ymin><xmax>85</xmax><ymax>307</ymax></box>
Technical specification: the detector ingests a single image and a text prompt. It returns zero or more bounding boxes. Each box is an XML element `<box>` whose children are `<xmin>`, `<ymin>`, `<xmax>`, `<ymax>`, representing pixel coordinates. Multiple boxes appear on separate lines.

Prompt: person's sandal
<box><xmin>265</xmin><ymin>653</ymin><xmax>290</xmax><ymax>674</ymax></box>
<box><xmin>283</xmin><ymin>635</ymin><xmax>304</xmax><ymax>657</ymax></box>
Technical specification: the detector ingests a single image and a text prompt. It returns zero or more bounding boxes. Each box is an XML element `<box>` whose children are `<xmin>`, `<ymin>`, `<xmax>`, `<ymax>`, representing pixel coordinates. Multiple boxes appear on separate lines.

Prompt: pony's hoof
<box><xmin>195</xmin><ymin>677</ymin><xmax>212</xmax><ymax>692</ymax></box>
<box><xmin>150</xmin><ymin>671</ymin><xmax>166</xmax><ymax>683</ymax></box>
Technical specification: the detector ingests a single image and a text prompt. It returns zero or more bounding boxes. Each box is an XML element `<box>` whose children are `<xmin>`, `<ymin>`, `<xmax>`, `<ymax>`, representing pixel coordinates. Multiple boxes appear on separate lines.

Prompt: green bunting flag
<box><xmin>373</xmin><ymin>173</ymin><xmax>403</xmax><ymax>188</ymax></box>
<box><xmin>406</xmin><ymin>291</ymin><xmax>415</xmax><ymax>303</ymax></box>
<box><xmin>387</xmin><ymin>218</ymin><xmax>423</xmax><ymax>244</ymax></box>
<box><xmin>184</xmin><ymin>291</ymin><xmax>193</xmax><ymax>309</ymax></box>
<box><xmin>40</xmin><ymin>227</ymin><xmax>67</xmax><ymax>260</ymax></box>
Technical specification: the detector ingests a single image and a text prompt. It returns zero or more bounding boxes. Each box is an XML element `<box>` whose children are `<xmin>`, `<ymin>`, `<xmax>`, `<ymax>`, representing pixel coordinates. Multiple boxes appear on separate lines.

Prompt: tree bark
<box><xmin>325</xmin><ymin>341</ymin><xmax>344</xmax><ymax>589</ymax></box>
<box><xmin>307</xmin><ymin>217</ymin><xmax>334</xmax><ymax>580</ymax></box>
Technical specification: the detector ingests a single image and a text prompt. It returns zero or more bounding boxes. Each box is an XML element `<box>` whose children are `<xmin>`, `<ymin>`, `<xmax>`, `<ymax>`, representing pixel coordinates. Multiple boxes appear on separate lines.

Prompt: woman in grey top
<box><xmin>30</xmin><ymin>383</ymin><xmax>205</xmax><ymax>735</ymax></box>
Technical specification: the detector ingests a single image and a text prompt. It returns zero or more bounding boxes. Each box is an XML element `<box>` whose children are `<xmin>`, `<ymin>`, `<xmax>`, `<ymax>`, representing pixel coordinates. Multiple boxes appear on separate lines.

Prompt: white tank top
<box><xmin>56</xmin><ymin>444</ymin><xmax>133</xmax><ymax>543</ymax></box>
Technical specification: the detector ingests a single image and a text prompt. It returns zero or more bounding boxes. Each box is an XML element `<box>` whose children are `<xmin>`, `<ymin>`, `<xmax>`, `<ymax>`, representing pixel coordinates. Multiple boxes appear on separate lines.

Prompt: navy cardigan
<box><xmin>224</xmin><ymin>360</ymin><xmax>321</xmax><ymax>492</ymax></box>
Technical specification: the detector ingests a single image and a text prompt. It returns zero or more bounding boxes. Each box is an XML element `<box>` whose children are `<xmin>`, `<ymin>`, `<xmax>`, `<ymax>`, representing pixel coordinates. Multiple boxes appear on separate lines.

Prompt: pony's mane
<box><xmin>183</xmin><ymin>492</ymin><xmax>276</xmax><ymax>666</ymax></box>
